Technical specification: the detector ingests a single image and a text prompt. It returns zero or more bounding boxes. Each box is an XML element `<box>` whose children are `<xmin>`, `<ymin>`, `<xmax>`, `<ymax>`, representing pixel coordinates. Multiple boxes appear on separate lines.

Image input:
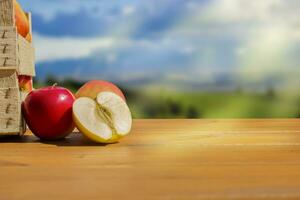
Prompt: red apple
<box><xmin>25</xmin><ymin>33</ymin><xmax>32</xmax><ymax>43</ymax></box>
<box><xmin>22</xmin><ymin>86</ymin><xmax>75</xmax><ymax>140</ymax></box>
<box><xmin>18</xmin><ymin>75</ymin><xmax>33</xmax><ymax>92</ymax></box>
<box><xmin>75</xmin><ymin>80</ymin><xmax>126</xmax><ymax>101</ymax></box>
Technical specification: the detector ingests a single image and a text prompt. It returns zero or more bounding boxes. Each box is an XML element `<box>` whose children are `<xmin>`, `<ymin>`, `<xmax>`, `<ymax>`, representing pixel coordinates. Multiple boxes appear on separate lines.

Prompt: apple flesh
<box><xmin>75</xmin><ymin>80</ymin><xmax>126</xmax><ymax>101</ymax></box>
<box><xmin>73</xmin><ymin>92</ymin><xmax>132</xmax><ymax>143</ymax></box>
<box><xmin>14</xmin><ymin>0</ymin><xmax>29</xmax><ymax>38</ymax></box>
<box><xmin>22</xmin><ymin>86</ymin><xmax>75</xmax><ymax>140</ymax></box>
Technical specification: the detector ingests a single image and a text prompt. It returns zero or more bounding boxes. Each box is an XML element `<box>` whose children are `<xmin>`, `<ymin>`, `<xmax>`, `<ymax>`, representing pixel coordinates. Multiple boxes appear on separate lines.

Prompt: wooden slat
<box><xmin>17</xmin><ymin>35</ymin><xmax>35</xmax><ymax>76</ymax></box>
<box><xmin>0</xmin><ymin>98</ymin><xmax>18</xmax><ymax>113</ymax></box>
<box><xmin>0</xmin><ymin>56</ymin><xmax>16</xmax><ymax>67</ymax></box>
<box><xmin>0</xmin><ymin>53</ymin><xmax>15</xmax><ymax>58</ymax></box>
<box><xmin>0</xmin><ymin>38</ymin><xmax>16</xmax><ymax>44</ymax></box>
<box><xmin>0</xmin><ymin>69</ymin><xmax>21</xmax><ymax>135</ymax></box>
<box><xmin>0</xmin><ymin>26</ymin><xmax>16</xmax><ymax>35</ymax></box>
<box><xmin>0</xmin><ymin>0</ymin><xmax>14</xmax><ymax>26</ymax></box>
<box><xmin>0</xmin><ymin>88</ymin><xmax>21</xmax><ymax>134</ymax></box>
<box><xmin>0</xmin><ymin>69</ymin><xmax>17</xmax><ymax>88</ymax></box>
<box><xmin>0</xmin><ymin>44</ymin><xmax>16</xmax><ymax>55</ymax></box>
<box><xmin>1</xmin><ymin>119</ymin><xmax>300</xmax><ymax>199</ymax></box>
<box><xmin>0</xmin><ymin>27</ymin><xmax>17</xmax><ymax>68</ymax></box>
<box><xmin>0</xmin><ymin>115</ymin><xmax>21</xmax><ymax>133</ymax></box>
<box><xmin>0</xmin><ymin>87</ymin><xmax>19</xmax><ymax>100</ymax></box>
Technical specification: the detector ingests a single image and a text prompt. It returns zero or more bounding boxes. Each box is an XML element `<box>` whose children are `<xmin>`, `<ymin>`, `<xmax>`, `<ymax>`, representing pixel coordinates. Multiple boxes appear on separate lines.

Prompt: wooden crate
<box><xmin>0</xmin><ymin>69</ymin><xmax>25</xmax><ymax>134</ymax></box>
<box><xmin>0</xmin><ymin>0</ymin><xmax>35</xmax><ymax>135</ymax></box>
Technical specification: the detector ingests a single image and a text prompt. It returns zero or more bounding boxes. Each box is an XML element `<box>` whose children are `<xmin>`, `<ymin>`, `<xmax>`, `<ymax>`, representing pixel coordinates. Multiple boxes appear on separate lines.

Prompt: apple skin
<box><xmin>18</xmin><ymin>75</ymin><xmax>33</xmax><ymax>92</ymax></box>
<box><xmin>25</xmin><ymin>33</ymin><xmax>32</xmax><ymax>42</ymax></box>
<box><xmin>14</xmin><ymin>0</ymin><xmax>29</xmax><ymax>38</ymax></box>
<box><xmin>22</xmin><ymin>86</ymin><xmax>75</xmax><ymax>140</ymax></box>
<box><xmin>75</xmin><ymin>80</ymin><xmax>126</xmax><ymax>101</ymax></box>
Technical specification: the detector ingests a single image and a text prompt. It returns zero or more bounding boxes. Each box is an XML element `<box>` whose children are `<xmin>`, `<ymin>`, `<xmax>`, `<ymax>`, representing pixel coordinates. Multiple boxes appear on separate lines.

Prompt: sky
<box><xmin>19</xmin><ymin>0</ymin><xmax>300</xmax><ymax>91</ymax></box>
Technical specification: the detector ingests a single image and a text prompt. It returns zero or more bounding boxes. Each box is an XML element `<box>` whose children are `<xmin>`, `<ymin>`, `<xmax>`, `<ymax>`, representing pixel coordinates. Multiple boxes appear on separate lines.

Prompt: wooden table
<box><xmin>1</xmin><ymin>119</ymin><xmax>300</xmax><ymax>199</ymax></box>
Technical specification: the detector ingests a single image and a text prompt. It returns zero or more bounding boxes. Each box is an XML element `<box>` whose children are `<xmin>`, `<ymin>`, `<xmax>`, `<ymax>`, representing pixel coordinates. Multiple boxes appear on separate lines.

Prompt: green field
<box><xmin>35</xmin><ymin>77</ymin><xmax>300</xmax><ymax>119</ymax></box>
<box><xmin>126</xmin><ymin>89</ymin><xmax>300</xmax><ymax>118</ymax></box>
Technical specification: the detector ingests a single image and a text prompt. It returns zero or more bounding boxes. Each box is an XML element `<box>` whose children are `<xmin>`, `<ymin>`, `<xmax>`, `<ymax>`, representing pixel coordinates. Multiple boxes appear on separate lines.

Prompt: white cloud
<box><xmin>122</xmin><ymin>5</ymin><xmax>136</xmax><ymax>16</ymax></box>
<box><xmin>238</xmin><ymin>26</ymin><xmax>291</xmax><ymax>75</ymax></box>
<box><xmin>33</xmin><ymin>33</ymin><xmax>176</xmax><ymax>63</ymax></box>
<box><xmin>207</xmin><ymin>0</ymin><xmax>280</xmax><ymax>23</ymax></box>
<box><xmin>213</xmin><ymin>0</ymin><xmax>300</xmax><ymax>89</ymax></box>
<box><xmin>33</xmin><ymin>33</ymin><xmax>118</xmax><ymax>62</ymax></box>
<box><xmin>169</xmin><ymin>0</ymin><xmax>300</xmax><ymax>83</ymax></box>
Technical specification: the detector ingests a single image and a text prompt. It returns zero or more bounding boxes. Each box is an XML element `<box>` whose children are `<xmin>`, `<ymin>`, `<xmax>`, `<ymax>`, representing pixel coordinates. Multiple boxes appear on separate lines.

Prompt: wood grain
<box><xmin>17</xmin><ymin>34</ymin><xmax>35</xmax><ymax>76</ymax></box>
<box><xmin>1</xmin><ymin>119</ymin><xmax>300</xmax><ymax>200</ymax></box>
<box><xmin>0</xmin><ymin>0</ymin><xmax>14</xmax><ymax>26</ymax></box>
<box><xmin>0</xmin><ymin>69</ymin><xmax>21</xmax><ymax>134</ymax></box>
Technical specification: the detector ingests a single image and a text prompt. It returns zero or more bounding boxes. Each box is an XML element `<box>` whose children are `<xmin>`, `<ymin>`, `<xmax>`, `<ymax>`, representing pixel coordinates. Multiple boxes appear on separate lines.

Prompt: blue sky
<box><xmin>19</xmin><ymin>0</ymin><xmax>300</xmax><ymax>90</ymax></box>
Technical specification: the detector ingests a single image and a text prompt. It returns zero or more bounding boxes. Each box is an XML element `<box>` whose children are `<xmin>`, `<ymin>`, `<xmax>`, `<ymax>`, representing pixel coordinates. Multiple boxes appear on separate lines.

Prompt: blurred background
<box><xmin>20</xmin><ymin>0</ymin><xmax>300</xmax><ymax>118</ymax></box>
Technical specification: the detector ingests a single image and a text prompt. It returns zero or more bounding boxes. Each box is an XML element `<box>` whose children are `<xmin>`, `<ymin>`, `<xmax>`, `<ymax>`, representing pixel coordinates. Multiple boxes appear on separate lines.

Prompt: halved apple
<box><xmin>73</xmin><ymin>92</ymin><xmax>132</xmax><ymax>143</ymax></box>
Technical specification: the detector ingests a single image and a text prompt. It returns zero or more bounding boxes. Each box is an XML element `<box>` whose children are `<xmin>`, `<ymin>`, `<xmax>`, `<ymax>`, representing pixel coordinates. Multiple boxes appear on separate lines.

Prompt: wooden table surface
<box><xmin>1</xmin><ymin>119</ymin><xmax>300</xmax><ymax>200</ymax></box>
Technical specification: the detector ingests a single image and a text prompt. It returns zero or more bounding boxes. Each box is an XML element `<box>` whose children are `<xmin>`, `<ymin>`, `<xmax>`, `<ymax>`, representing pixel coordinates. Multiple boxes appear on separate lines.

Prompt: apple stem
<box><xmin>52</xmin><ymin>83</ymin><xmax>58</xmax><ymax>88</ymax></box>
